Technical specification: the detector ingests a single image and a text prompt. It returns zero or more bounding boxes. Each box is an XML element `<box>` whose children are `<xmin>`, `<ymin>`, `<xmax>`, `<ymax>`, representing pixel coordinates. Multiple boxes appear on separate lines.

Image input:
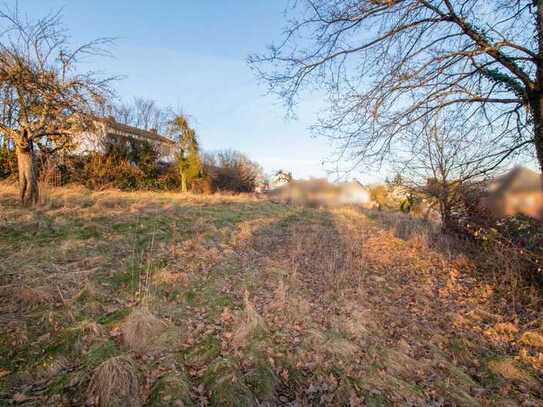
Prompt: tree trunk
<box><xmin>536</xmin><ymin>0</ymin><xmax>543</xmax><ymax>174</ymax></box>
<box><xmin>16</xmin><ymin>141</ymin><xmax>39</xmax><ymax>206</ymax></box>
<box><xmin>535</xmin><ymin>99</ymin><xmax>543</xmax><ymax>175</ymax></box>
<box><xmin>180</xmin><ymin>172</ymin><xmax>187</xmax><ymax>193</ymax></box>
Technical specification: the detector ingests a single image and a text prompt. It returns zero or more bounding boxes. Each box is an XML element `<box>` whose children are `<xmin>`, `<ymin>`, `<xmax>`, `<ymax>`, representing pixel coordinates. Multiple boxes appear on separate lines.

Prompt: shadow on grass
<box><xmin>1</xmin><ymin>189</ymin><xmax>542</xmax><ymax>405</ymax></box>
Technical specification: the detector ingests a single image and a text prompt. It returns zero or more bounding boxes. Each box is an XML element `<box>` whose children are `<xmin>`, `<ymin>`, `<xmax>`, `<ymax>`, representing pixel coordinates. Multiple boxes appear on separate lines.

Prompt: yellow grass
<box><xmin>1</xmin><ymin>181</ymin><xmax>542</xmax><ymax>405</ymax></box>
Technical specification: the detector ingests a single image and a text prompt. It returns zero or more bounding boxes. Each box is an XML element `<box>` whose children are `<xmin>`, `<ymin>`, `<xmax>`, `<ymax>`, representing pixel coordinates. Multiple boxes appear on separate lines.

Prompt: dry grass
<box><xmin>120</xmin><ymin>308</ymin><xmax>167</xmax><ymax>353</ymax></box>
<box><xmin>520</xmin><ymin>330</ymin><xmax>543</xmax><ymax>349</ymax></box>
<box><xmin>231</xmin><ymin>290</ymin><xmax>266</xmax><ymax>350</ymax></box>
<box><xmin>1</xmin><ymin>182</ymin><xmax>542</xmax><ymax>405</ymax></box>
<box><xmin>87</xmin><ymin>355</ymin><xmax>141</xmax><ymax>407</ymax></box>
<box><xmin>12</xmin><ymin>287</ymin><xmax>55</xmax><ymax>310</ymax></box>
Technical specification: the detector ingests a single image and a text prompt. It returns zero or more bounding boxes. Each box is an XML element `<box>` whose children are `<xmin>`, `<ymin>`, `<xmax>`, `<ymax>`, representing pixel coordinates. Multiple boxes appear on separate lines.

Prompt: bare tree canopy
<box><xmin>0</xmin><ymin>5</ymin><xmax>114</xmax><ymax>204</ymax></box>
<box><xmin>397</xmin><ymin>107</ymin><xmax>492</xmax><ymax>226</ymax></box>
<box><xmin>250</xmin><ymin>0</ymin><xmax>542</xmax><ymax>175</ymax></box>
<box><xmin>105</xmin><ymin>97</ymin><xmax>172</xmax><ymax>135</ymax></box>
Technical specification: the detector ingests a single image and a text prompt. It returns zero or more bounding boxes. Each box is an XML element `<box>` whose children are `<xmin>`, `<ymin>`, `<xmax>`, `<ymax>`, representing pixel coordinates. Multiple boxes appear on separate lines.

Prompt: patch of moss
<box><xmin>147</xmin><ymin>370</ymin><xmax>193</xmax><ymax>406</ymax></box>
<box><xmin>184</xmin><ymin>336</ymin><xmax>221</xmax><ymax>368</ymax></box>
<box><xmin>97</xmin><ymin>308</ymin><xmax>130</xmax><ymax>326</ymax></box>
<box><xmin>203</xmin><ymin>357</ymin><xmax>255</xmax><ymax>406</ymax></box>
<box><xmin>84</xmin><ymin>340</ymin><xmax>118</xmax><ymax>370</ymax></box>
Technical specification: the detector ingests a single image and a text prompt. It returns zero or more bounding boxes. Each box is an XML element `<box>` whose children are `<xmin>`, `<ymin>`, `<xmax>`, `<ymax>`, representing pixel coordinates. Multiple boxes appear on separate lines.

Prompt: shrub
<box><xmin>204</xmin><ymin>150</ymin><xmax>262</xmax><ymax>193</ymax></box>
<box><xmin>128</xmin><ymin>139</ymin><xmax>159</xmax><ymax>179</ymax></box>
<box><xmin>191</xmin><ymin>177</ymin><xmax>214</xmax><ymax>194</ymax></box>
<box><xmin>152</xmin><ymin>163</ymin><xmax>179</xmax><ymax>190</ymax></box>
<box><xmin>370</xmin><ymin>185</ymin><xmax>389</xmax><ymax>208</ymax></box>
<box><xmin>0</xmin><ymin>142</ymin><xmax>17</xmax><ymax>179</ymax></box>
<box><xmin>83</xmin><ymin>153</ymin><xmax>145</xmax><ymax>190</ymax></box>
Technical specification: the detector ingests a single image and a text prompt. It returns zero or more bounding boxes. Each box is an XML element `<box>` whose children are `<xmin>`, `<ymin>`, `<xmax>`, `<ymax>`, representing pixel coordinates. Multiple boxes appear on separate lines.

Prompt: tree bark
<box><xmin>536</xmin><ymin>0</ymin><xmax>543</xmax><ymax>174</ymax></box>
<box><xmin>16</xmin><ymin>140</ymin><xmax>39</xmax><ymax>206</ymax></box>
<box><xmin>180</xmin><ymin>172</ymin><xmax>187</xmax><ymax>193</ymax></box>
<box><xmin>534</xmin><ymin>98</ymin><xmax>543</xmax><ymax>175</ymax></box>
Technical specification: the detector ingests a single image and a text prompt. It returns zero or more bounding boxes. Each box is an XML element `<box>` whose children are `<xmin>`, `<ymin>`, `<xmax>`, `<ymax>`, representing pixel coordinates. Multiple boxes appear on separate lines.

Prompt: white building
<box><xmin>269</xmin><ymin>170</ymin><xmax>292</xmax><ymax>190</ymax></box>
<box><xmin>337</xmin><ymin>180</ymin><xmax>374</xmax><ymax>206</ymax></box>
<box><xmin>74</xmin><ymin>117</ymin><xmax>177</xmax><ymax>163</ymax></box>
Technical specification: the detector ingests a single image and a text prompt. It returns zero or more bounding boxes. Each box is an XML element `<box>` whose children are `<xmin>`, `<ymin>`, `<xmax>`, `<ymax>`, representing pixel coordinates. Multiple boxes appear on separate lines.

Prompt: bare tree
<box><xmin>0</xmin><ymin>6</ymin><xmax>114</xmax><ymax>205</ymax></box>
<box><xmin>106</xmin><ymin>97</ymin><xmax>171</xmax><ymax>134</ymax></box>
<box><xmin>250</xmin><ymin>1</ymin><xmax>541</xmax><ymax>175</ymax></box>
<box><xmin>204</xmin><ymin>150</ymin><xmax>263</xmax><ymax>193</ymax></box>
<box><xmin>398</xmin><ymin>107</ymin><xmax>492</xmax><ymax>227</ymax></box>
<box><xmin>109</xmin><ymin>102</ymin><xmax>135</xmax><ymax>126</ymax></box>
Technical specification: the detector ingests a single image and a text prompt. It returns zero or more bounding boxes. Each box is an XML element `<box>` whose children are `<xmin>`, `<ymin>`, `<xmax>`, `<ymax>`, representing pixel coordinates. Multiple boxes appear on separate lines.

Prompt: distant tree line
<box><xmin>0</xmin><ymin>109</ymin><xmax>264</xmax><ymax>194</ymax></box>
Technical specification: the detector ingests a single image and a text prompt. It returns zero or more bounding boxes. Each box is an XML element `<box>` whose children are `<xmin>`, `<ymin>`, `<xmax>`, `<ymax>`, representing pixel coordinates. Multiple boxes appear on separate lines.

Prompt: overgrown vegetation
<box><xmin>0</xmin><ymin>132</ymin><xmax>263</xmax><ymax>194</ymax></box>
<box><xmin>203</xmin><ymin>150</ymin><xmax>263</xmax><ymax>193</ymax></box>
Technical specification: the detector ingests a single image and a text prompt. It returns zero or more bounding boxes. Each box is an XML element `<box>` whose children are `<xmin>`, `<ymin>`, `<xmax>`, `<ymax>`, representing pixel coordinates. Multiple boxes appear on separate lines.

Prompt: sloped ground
<box><xmin>0</xmin><ymin>183</ymin><xmax>542</xmax><ymax>406</ymax></box>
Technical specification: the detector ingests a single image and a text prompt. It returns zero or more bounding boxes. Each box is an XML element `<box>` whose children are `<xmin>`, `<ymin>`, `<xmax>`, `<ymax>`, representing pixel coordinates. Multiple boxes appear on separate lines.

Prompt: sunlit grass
<box><xmin>1</xmin><ymin>181</ymin><xmax>542</xmax><ymax>405</ymax></box>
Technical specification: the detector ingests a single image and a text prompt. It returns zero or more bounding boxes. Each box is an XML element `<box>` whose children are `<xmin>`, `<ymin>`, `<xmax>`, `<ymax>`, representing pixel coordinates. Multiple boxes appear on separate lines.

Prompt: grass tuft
<box><xmin>120</xmin><ymin>308</ymin><xmax>167</xmax><ymax>353</ymax></box>
<box><xmin>87</xmin><ymin>355</ymin><xmax>140</xmax><ymax>407</ymax></box>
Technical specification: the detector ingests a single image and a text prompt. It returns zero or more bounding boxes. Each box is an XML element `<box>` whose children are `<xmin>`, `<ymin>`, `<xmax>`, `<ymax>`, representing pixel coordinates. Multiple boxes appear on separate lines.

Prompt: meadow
<box><xmin>0</xmin><ymin>183</ymin><xmax>542</xmax><ymax>406</ymax></box>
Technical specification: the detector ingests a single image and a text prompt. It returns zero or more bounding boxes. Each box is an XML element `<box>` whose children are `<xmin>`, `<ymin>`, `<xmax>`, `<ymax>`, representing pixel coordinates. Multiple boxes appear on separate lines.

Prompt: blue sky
<box><xmin>20</xmin><ymin>0</ymin><xmax>365</xmax><ymax>181</ymax></box>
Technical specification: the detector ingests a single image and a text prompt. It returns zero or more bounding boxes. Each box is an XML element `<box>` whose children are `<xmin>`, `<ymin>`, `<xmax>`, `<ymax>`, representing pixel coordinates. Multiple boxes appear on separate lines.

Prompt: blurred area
<box><xmin>262</xmin><ymin>166</ymin><xmax>543</xmax><ymax>223</ymax></box>
<box><xmin>479</xmin><ymin>167</ymin><xmax>543</xmax><ymax>220</ymax></box>
<box><xmin>264</xmin><ymin>178</ymin><xmax>378</xmax><ymax>208</ymax></box>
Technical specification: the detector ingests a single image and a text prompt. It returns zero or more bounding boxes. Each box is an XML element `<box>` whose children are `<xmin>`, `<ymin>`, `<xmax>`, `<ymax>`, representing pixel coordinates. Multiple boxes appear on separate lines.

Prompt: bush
<box><xmin>369</xmin><ymin>185</ymin><xmax>389</xmax><ymax>208</ymax></box>
<box><xmin>0</xmin><ymin>142</ymin><xmax>17</xmax><ymax>179</ymax></box>
<box><xmin>69</xmin><ymin>139</ymin><xmax>170</xmax><ymax>191</ymax></box>
<box><xmin>82</xmin><ymin>153</ymin><xmax>145</xmax><ymax>190</ymax></box>
<box><xmin>204</xmin><ymin>150</ymin><xmax>262</xmax><ymax>193</ymax></box>
<box><xmin>154</xmin><ymin>163</ymin><xmax>180</xmax><ymax>191</ymax></box>
<box><xmin>191</xmin><ymin>177</ymin><xmax>214</xmax><ymax>194</ymax></box>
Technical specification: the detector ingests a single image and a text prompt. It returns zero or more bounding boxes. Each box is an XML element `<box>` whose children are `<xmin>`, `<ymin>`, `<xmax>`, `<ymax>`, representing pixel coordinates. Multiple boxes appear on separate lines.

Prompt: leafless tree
<box><xmin>0</xmin><ymin>6</ymin><xmax>114</xmax><ymax>205</ymax></box>
<box><xmin>250</xmin><ymin>0</ymin><xmax>541</xmax><ymax>175</ymax></box>
<box><xmin>109</xmin><ymin>102</ymin><xmax>135</xmax><ymax>126</ymax></box>
<box><xmin>106</xmin><ymin>97</ymin><xmax>171</xmax><ymax>134</ymax></box>
<box><xmin>398</xmin><ymin>107</ymin><xmax>492</xmax><ymax>227</ymax></box>
<box><xmin>204</xmin><ymin>150</ymin><xmax>263</xmax><ymax>193</ymax></box>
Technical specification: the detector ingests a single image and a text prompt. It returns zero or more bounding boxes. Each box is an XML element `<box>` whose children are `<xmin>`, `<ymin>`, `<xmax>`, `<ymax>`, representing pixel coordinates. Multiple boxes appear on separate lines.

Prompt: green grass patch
<box><xmin>83</xmin><ymin>340</ymin><xmax>118</xmax><ymax>370</ymax></box>
<box><xmin>184</xmin><ymin>336</ymin><xmax>221</xmax><ymax>368</ymax></box>
<box><xmin>203</xmin><ymin>357</ymin><xmax>255</xmax><ymax>406</ymax></box>
<box><xmin>147</xmin><ymin>370</ymin><xmax>193</xmax><ymax>406</ymax></box>
<box><xmin>97</xmin><ymin>308</ymin><xmax>130</xmax><ymax>326</ymax></box>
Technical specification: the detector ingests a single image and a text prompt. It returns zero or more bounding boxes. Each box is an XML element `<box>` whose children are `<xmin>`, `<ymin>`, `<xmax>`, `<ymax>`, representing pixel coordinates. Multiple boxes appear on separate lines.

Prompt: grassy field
<box><xmin>1</xmin><ymin>183</ymin><xmax>542</xmax><ymax>406</ymax></box>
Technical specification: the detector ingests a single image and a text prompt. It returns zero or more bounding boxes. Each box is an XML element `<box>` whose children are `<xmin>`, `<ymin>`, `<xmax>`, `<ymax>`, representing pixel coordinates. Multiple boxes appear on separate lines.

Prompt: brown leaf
<box><xmin>13</xmin><ymin>393</ymin><xmax>29</xmax><ymax>402</ymax></box>
<box><xmin>221</xmin><ymin>307</ymin><xmax>233</xmax><ymax>323</ymax></box>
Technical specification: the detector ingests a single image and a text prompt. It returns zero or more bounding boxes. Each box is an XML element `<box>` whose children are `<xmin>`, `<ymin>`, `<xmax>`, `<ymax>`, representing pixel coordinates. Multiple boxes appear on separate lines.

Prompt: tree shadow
<box><xmin>2</xmin><ymin>192</ymin><xmax>541</xmax><ymax>405</ymax></box>
<box><xmin>201</xmin><ymin>204</ymin><xmax>542</xmax><ymax>404</ymax></box>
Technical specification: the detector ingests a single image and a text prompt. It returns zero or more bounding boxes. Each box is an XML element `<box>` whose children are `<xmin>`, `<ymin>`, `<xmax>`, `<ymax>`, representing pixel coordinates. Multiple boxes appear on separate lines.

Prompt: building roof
<box><xmin>99</xmin><ymin>117</ymin><xmax>177</xmax><ymax>146</ymax></box>
<box><xmin>489</xmin><ymin>166</ymin><xmax>542</xmax><ymax>194</ymax></box>
<box><xmin>338</xmin><ymin>179</ymin><xmax>368</xmax><ymax>191</ymax></box>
